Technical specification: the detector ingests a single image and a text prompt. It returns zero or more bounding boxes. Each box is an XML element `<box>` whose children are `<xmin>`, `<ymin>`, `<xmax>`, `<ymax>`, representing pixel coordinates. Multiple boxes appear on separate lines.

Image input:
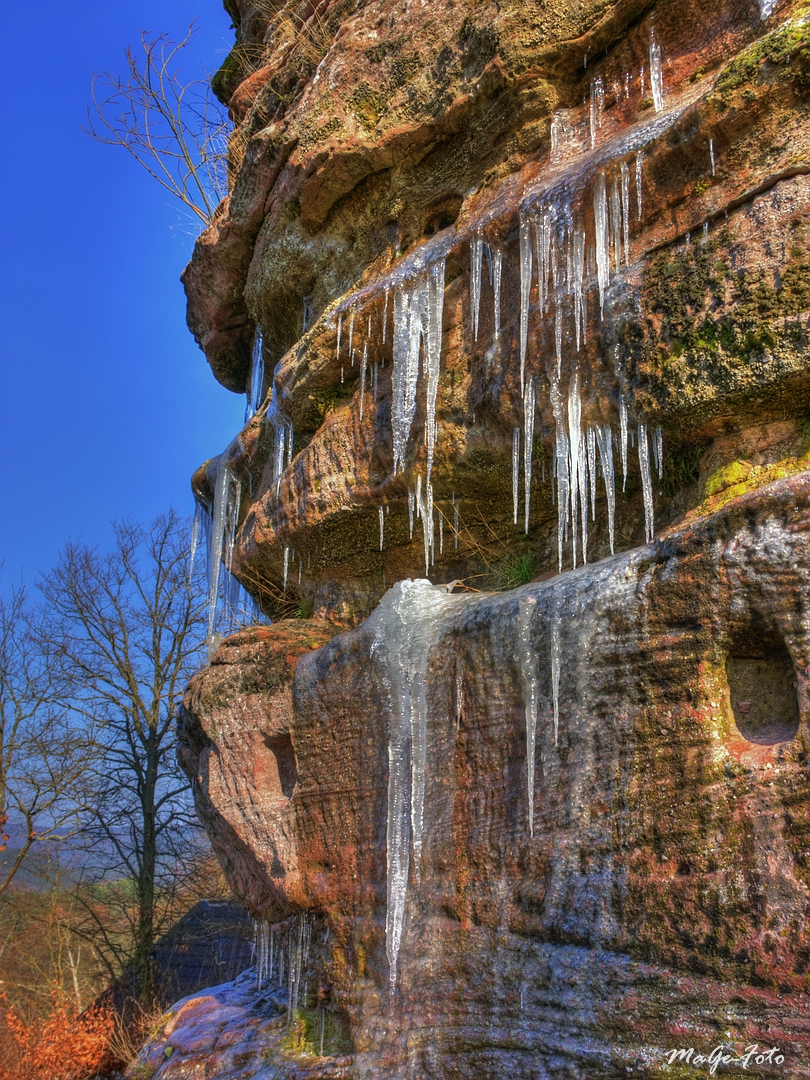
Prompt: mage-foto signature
<box><xmin>664</xmin><ymin>1045</ymin><xmax>785</xmax><ymax>1074</ymax></box>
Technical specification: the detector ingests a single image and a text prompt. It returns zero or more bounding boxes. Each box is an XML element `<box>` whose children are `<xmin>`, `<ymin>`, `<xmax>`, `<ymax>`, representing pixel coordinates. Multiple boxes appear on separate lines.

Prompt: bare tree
<box><xmin>38</xmin><ymin>513</ymin><xmax>208</xmax><ymax>1003</ymax></box>
<box><xmin>85</xmin><ymin>24</ymin><xmax>232</xmax><ymax>227</ymax></box>
<box><xmin>0</xmin><ymin>586</ymin><xmax>92</xmax><ymax>896</ymax></box>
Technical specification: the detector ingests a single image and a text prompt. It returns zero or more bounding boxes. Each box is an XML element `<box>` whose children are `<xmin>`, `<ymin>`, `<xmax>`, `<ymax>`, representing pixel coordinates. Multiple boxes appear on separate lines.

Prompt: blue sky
<box><xmin>0</xmin><ymin>0</ymin><xmax>246</xmax><ymax>588</ymax></box>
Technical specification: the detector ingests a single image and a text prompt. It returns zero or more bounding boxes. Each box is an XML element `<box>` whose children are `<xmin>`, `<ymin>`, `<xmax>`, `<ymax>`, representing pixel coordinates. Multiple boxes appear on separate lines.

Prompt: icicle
<box><xmin>245</xmin><ymin>331</ymin><xmax>265</xmax><ymax>422</ymax></box>
<box><xmin>348</xmin><ymin>307</ymin><xmax>356</xmax><ymax>357</ymax></box>
<box><xmin>578</xmin><ymin>431</ymin><xmax>589</xmax><ymax>563</ymax></box>
<box><xmin>610</xmin><ymin>175</ymin><xmax>622</xmax><ymax>272</ymax></box>
<box><xmin>567</xmin><ymin>373</ymin><xmax>582</xmax><ymax>568</ymax></box>
<box><xmin>709</xmin><ymin>137</ymin><xmax>716</xmax><ymax>177</ymax></box>
<box><xmin>379</xmin><ymin>506</ymin><xmax>385</xmax><ymax>551</ymax></box>
<box><xmin>286</xmin><ymin>421</ymin><xmax>294</xmax><ymax>468</ymax></box>
<box><xmin>341</xmin><ymin>366</ymin><xmax>344</xmax><ymax>384</ymax></box>
<box><xmin>595</xmin><ymin>424</ymin><xmax>616</xmax><ymax>554</ymax></box>
<box><xmin>635</xmin><ymin>152</ymin><xmax>643</xmax><ymax>222</ymax></box>
<box><xmin>283</xmin><ymin>546</ymin><xmax>290</xmax><ymax>592</ymax></box>
<box><xmin>298</xmin><ymin>558</ymin><xmax>302</xmax><ymax>585</ymax></box>
<box><xmin>649</xmin><ymin>28</ymin><xmax>664</xmax><ymax>112</ymax></box>
<box><xmin>512</xmin><ymin>427</ymin><xmax>521</xmax><ymax>526</ymax></box>
<box><xmin>189</xmin><ymin>503</ymin><xmax>201</xmax><ymax>576</ymax></box>
<box><xmin>550</xmin><ymin>379</ymin><xmax>570</xmax><ymax>573</ymax></box>
<box><xmin>572</xmin><ymin>228</ymin><xmax>585</xmax><ymax>352</ymax></box>
<box><xmin>554</xmin><ymin>298</ymin><xmax>563</xmax><ymax>376</ymax></box>
<box><xmin>589</xmin><ymin>76</ymin><xmax>604</xmax><ymax>149</ymax></box>
<box><xmin>594</xmin><ymin>172</ymin><xmax>609</xmax><ymax>317</ymax></box>
<box><xmin>382</xmin><ymin>285</ymin><xmax>390</xmax><ymax>344</ymax></box>
<box><xmin>207</xmin><ymin>463</ymin><xmax>230</xmax><ymax>641</ymax></box>
<box><xmin>408</xmin><ymin>489</ymin><xmax>415</xmax><ymax>539</ymax></box>
<box><xmin>655</xmin><ymin>426</ymin><xmax>664</xmax><ymax>481</ymax></box>
<box><xmin>517</xmin><ymin>595</ymin><xmax>538</xmax><ymax>837</ymax></box>
<box><xmin>524</xmin><ymin>378</ymin><xmax>536</xmax><ymax>535</ymax></box>
<box><xmin>519</xmin><ymin>215</ymin><xmax>533</xmax><ymax>395</ymax></box>
<box><xmin>587</xmin><ymin>426</ymin><xmax>597</xmax><ymax>521</ymax></box>
<box><xmin>391</xmin><ymin>281</ymin><xmax>424</xmax><ymax>474</ymax></box>
<box><xmin>470</xmin><ymin>232</ymin><xmax>483</xmax><ymax>341</ymax></box>
<box><xmin>416</xmin><ymin>473</ymin><xmax>422</xmax><ymax>519</ymax></box>
<box><xmin>336</xmin><ymin>314</ymin><xmax>342</xmax><ymax>362</ymax></box>
<box><xmin>371</xmin><ymin>580</ymin><xmax>459</xmax><ymax>989</ymax></box>
<box><xmin>620</xmin><ymin>161</ymin><xmax>631</xmax><ymax>266</ymax></box>
<box><xmin>359</xmin><ymin>341</ymin><xmax>368</xmax><ymax>421</ymax></box>
<box><xmin>425</xmin><ymin>259</ymin><xmax>446</xmax><ymax>488</ymax></box>
<box><xmin>759</xmin><ymin>0</ymin><xmax>778</xmax><ymax>17</ymax></box>
<box><xmin>638</xmin><ymin>421</ymin><xmax>654</xmax><ymax>543</ymax></box>
<box><xmin>492</xmin><ymin>248</ymin><xmax>503</xmax><ymax>341</ymax></box>
<box><xmin>640</xmin><ymin>64</ymin><xmax>646</xmax><ymax>99</ymax></box>
<box><xmin>550</xmin><ymin>615</ymin><xmax>561</xmax><ymax>746</ymax></box>
<box><xmin>619</xmin><ymin>396</ymin><xmax>629</xmax><ymax>492</ymax></box>
<box><xmin>439</xmin><ymin>512</ymin><xmax>443</xmax><ymax>555</ymax></box>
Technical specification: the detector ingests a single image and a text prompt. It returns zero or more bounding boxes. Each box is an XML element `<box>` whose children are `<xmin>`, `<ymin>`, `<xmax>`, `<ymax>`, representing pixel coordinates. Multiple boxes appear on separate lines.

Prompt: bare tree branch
<box><xmin>84</xmin><ymin>24</ymin><xmax>232</xmax><ymax>228</ymax></box>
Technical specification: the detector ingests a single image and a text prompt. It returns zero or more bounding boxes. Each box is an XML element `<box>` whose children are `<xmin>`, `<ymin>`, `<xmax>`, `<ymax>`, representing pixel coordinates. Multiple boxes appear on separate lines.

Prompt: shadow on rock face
<box><xmin>726</xmin><ymin>625</ymin><xmax>800</xmax><ymax>746</ymax></box>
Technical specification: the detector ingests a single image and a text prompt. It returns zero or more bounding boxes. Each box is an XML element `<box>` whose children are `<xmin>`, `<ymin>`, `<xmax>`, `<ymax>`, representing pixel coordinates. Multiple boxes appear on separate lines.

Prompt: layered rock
<box><xmin>165</xmin><ymin>0</ymin><xmax>810</xmax><ymax>1075</ymax></box>
<box><xmin>187</xmin><ymin>0</ymin><xmax>810</xmax><ymax>621</ymax></box>
<box><xmin>175</xmin><ymin>471</ymin><xmax>810</xmax><ymax>1078</ymax></box>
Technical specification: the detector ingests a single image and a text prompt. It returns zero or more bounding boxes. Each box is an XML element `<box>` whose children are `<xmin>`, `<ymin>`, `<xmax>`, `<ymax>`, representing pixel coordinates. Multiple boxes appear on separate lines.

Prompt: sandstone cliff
<box><xmin>137</xmin><ymin>0</ymin><xmax>810</xmax><ymax>1074</ymax></box>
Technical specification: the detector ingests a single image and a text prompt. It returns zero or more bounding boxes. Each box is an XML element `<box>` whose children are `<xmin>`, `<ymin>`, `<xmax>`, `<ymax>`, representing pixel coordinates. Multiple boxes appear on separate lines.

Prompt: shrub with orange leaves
<box><xmin>0</xmin><ymin>988</ymin><xmax>116</xmax><ymax>1080</ymax></box>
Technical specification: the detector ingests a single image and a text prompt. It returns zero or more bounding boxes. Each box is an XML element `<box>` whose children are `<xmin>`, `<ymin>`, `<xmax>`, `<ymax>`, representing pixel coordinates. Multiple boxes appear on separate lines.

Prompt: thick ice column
<box><xmin>371</xmin><ymin>580</ymin><xmax>460</xmax><ymax>989</ymax></box>
<box><xmin>425</xmin><ymin>260</ymin><xmax>446</xmax><ymax>488</ymax></box>
<box><xmin>519</xmin><ymin>215</ymin><xmax>533</xmax><ymax>395</ymax></box>
<box><xmin>594</xmin><ymin>172</ymin><xmax>610</xmax><ymax>317</ymax></box>
<box><xmin>636</xmin><ymin>152</ymin><xmax>643</xmax><ymax>221</ymax></box>
<box><xmin>207</xmin><ymin>463</ymin><xmax>231</xmax><ymax>641</ymax></box>
<box><xmin>517</xmin><ymin>595</ymin><xmax>539</xmax><ymax>837</ymax></box>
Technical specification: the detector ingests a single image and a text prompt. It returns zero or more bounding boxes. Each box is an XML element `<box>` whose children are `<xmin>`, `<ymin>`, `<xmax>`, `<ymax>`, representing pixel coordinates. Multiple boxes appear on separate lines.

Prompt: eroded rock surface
<box><xmin>169</xmin><ymin>0</ymin><xmax>810</xmax><ymax>1074</ymax></box>
<box><xmin>187</xmin><ymin>0</ymin><xmax>809</xmax><ymax>621</ymax></box>
<box><xmin>177</xmin><ymin>473</ymin><xmax>810</xmax><ymax>1077</ymax></box>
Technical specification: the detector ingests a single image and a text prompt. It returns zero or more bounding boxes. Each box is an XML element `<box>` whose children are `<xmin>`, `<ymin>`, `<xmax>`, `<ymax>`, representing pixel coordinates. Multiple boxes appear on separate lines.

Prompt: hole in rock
<box><xmin>422</xmin><ymin>194</ymin><xmax>463</xmax><ymax>236</ymax></box>
<box><xmin>262</xmin><ymin>732</ymin><xmax>299</xmax><ymax>798</ymax></box>
<box><xmin>726</xmin><ymin>628</ymin><xmax>799</xmax><ymax>746</ymax></box>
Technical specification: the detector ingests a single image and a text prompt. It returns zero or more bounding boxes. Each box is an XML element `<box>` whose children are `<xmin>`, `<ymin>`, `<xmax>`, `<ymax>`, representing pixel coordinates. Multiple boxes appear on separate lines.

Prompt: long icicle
<box><xmin>519</xmin><ymin>215</ymin><xmax>533</xmax><ymax>395</ymax></box>
<box><xmin>638</xmin><ymin>421</ymin><xmax>655</xmax><ymax>543</ymax></box>
<box><xmin>524</xmin><ymin>378</ymin><xmax>536</xmax><ymax>534</ymax></box>
<box><xmin>470</xmin><ymin>232</ymin><xmax>483</xmax><ymax>341</ymax></box>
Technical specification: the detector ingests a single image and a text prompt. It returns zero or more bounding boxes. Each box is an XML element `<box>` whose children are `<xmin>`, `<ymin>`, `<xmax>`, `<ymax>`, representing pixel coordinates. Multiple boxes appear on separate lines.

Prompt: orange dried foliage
<box><xmin>0</xmin><ymin>988</ymin><xmax>115</xmax><ymax>1080</ymax></box>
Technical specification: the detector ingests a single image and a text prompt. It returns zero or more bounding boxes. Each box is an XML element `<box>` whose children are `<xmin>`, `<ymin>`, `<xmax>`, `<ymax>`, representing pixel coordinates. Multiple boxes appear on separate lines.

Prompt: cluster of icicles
<box><xmin>253</xmin><ymin>914</ymin><xmax>327</xmax><ymax>1045</ymax></box>
<box><xmin>194</xmin><ymin>17</ymin><xmax>752</xmax><ymax>997</ymax></box>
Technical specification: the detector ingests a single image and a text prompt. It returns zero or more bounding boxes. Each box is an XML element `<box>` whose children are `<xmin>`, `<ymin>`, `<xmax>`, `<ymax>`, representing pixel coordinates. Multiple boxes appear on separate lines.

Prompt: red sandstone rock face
<box><xmin>172</xmin><ymin>0</ymin><xmax>810</xmax><ymax>1073</ymax></box>
<box><xmin>179</xmin><ymin>473</ymin><xmax>810</xmax><ymax>1077</ymax></box>
<box><xmin>185</xmin><ymin>0</ymin><xmax>810</xmax><ymax>617</ymax></box>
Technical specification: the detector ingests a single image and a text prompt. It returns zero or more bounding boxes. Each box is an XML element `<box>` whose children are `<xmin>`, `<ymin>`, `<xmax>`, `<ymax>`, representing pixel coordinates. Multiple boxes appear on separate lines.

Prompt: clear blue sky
<box><xmin>0</xmin><ymin>0</ymin><xmax>245</xmax><ymax>588</ymax></box>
